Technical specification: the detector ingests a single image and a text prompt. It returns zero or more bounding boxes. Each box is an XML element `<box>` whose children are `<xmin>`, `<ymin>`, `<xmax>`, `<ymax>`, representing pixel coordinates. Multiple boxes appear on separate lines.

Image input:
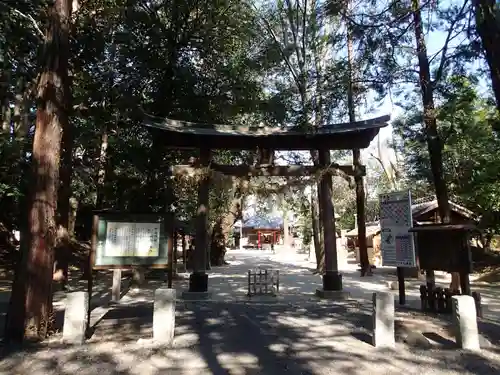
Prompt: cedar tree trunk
<box><xmin>4</xmin><ymin>0</ymin><xmax>72</xmax><ymax>342</ymax></box>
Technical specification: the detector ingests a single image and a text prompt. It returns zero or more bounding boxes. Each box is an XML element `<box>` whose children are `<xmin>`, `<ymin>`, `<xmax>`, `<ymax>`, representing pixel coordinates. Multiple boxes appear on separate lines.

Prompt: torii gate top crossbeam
<box><xmin>143</xmin><ymin>115</ymin><xmax>390</xmax><ymax>150</ymax></box>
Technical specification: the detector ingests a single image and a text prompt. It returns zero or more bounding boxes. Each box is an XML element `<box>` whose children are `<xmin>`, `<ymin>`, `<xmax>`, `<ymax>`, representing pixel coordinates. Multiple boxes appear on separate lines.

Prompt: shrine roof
<box><xmin>143</xmin><ymin>115</ymin><xmax>390</xmax><ymax>150</ymax></box>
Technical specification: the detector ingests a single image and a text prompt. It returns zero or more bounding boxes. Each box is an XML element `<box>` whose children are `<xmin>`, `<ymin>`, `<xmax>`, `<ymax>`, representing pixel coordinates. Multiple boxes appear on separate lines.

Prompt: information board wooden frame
<box><xmin>91</xmin><ymin>212</ymin><xmax>172</xmax><ymax>270</ymax></box>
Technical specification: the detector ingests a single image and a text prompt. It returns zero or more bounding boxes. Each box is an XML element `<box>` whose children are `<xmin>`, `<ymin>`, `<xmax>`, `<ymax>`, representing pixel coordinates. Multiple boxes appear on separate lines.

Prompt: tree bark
<box><xmin>54</xmin><ymin>108</ymin><xmax>74</xmax><ymax>285</ymax></box>
<box><xmin>95</xmin><ymin>127</ymin><xmax>109</xmax><ymax>209</ymax></box>
<box><xmin>13</xmin><ymin>77</ymin><xmax>30</xmax><ymax>138</ymax></box>
<box><xmin>345</xmin><ymin>4</ymin><xmax>370</xmax><ymax>276</ymax></box>
<box><xmin>5</xmin><ymin>0</ymin><xmax>73</xmax><ymax>342</ymax></box>
<box><xmin>412</xmin><ymin>0</ymin><xmax>451</xmax><ymax>223</ymax></box>
<box><xmin>412</xmin><ymin>0</ymin><xmax>453</xmax><ymax>288</ymax></box>
<box><xmin>311</xmin><ymin>185</ymin><xmax>324</xmax><ymax>273</ymax></box>
<box><xmin>353</xmin><ymin>154</ymin><xmax>370</xmax><ymax>275</ymax></box>
<box><xmin>210</xmin><ymin>176</ymin><xmax>248</xmax><ymax>265</ymax></box>
<box><xmin>0</xmin><ymin>70</ymin><xmax>12</xmax><ymax>134</ymax></box>
<box><xmin>473</xmin><ymin>0</ymin><xmax>500</xmax><ymax>131</ymax></box>
<box><xmin>283</xmin><ymin>210</ymin><xmax>289</xmax><ymax>246</ymax></box>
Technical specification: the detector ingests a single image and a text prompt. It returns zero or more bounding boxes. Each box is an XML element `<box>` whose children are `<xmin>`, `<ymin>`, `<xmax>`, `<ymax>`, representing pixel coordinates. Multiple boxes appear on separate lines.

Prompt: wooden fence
<box><xmin>247</xmin><ymin>268</ymin><xmax>279</xmax><ymax>297</ymax></box>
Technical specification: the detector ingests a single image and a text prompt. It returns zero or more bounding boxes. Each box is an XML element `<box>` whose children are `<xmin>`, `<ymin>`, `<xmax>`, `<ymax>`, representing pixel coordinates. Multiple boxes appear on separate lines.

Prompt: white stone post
<box><xmin>153</xmin><ymin>288</ymin><xmax>176</xmax><ymax>346</ymax></box>
<box><xmin>372</xmin><ymin>292</ymin><xmax>395</xmax><ymax>348</ymax></box>
<box><xmin>63</xmin><ymin>291</ymin><xmax>89</xmax><ymax>344</ymax></box>
<box><xmin>452</xmin><ymin>295</ymin><xmax>480</xmax><ymax>351</ymax></box>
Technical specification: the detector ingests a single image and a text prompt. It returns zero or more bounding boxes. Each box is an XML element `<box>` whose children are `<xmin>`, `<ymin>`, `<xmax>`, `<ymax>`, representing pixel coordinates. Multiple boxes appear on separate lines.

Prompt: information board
<box><xmin>379</xmin><ymin>190</ymin><xmax>416</xmax><ymax>268</ymax></box>
<box><xmin>104</xmin><ymin>222</ymin><xmax>160</xmax><ymax>257</ymax></box>
<box><xmin>92</xmin><ymin>213</ymin><xmax>170</xmax><ymax>269</ymax></box>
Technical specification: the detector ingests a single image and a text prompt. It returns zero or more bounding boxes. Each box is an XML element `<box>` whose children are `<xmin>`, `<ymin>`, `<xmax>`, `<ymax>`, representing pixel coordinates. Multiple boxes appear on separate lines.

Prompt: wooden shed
<box><xmin>345</xmin><ymin>199</ymin><xmax>476</xmax><ymax>266</ymax></box>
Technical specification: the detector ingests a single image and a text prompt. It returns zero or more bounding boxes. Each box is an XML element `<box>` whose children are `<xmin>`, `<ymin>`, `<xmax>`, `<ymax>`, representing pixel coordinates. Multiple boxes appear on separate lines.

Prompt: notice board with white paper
<box><xmin>379</xmin><ymin>190</ymin><xmax>416</xmax><ymax>268</ymax></box>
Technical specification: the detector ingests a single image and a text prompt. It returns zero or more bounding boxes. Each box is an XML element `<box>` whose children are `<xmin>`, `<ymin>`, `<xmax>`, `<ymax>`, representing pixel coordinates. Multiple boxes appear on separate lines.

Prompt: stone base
<box><xmin>315</xmin><ymin>289</ymin><xmax>350</xmax><ymax>300</ymax></box>
<box><xmin>372</xmin><ymin>291</ymin><xmax>396</xmax><ymax>348</ymax></box>
<box><xmin>452</xmin><ymin>295</ymin><xmax>480</xmax><ymax>351</ymax></box>
<box><xmin>182</xmin><ymin>291</ymin><xmax>212</xmax><ymax>301</ymax></box>
<box><xmin>189</xmin><ymin>272</ymin><xmax>208</xmax><ymax>292</ymax></box>
<box><xmin>62</xmin><ymin>291</ymin><xmax>89</xmax><ymax>345</ymax></box>
<box><xmin>322</xmin><ymin>271</ymin><xmax>343</xmax><ymax>290</ymax></box>
<box><xmin>153</xmin><ymin>288</ymin><xmax>176</xmax><ymax>346</ymax></box>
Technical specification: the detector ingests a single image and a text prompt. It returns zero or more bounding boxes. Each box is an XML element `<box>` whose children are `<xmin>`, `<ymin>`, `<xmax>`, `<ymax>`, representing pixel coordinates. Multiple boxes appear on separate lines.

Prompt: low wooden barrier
<box><xmin>247</xmin><ymin>268</ymin><xmax>279</xmax><ymax>297</ymax></box>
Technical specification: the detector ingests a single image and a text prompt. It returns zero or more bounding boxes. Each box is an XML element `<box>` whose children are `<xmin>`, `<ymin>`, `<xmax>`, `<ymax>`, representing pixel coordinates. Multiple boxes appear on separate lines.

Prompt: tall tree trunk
<box><xmin>53</xmin><ymin>87</ymin><xmax>74</xmax><ymax>286</ymax></box>
<box><xmin>473</xmin><ymin>0</ymin><xmax>500</xmax><ymax>131</ymax></box>
<box><xmin>211</xmin><ymin>177</ymin><xmax>249</xmax><ymax>266</ymax></box>
<box><xmin>353</xmin><ymin>150</ymin><xmax>370</xmax><ymax>274</ymax></box>
<box><xmin>1</xmin><ymin>97</ymin><xmax>11</xmax><ymax>134</ymax></box>
<box><xmin>345</xmin><ymin>8</ymin><xmax>370</xmax><ymax>275</ymax></box>
<box><xmin>412</xmin><ymin>0</ymin><xmax>451</xmax><ymax>223</ymax></box>
<box><xmin>311</xmin><ymin>184</ymin><xmax>324</xmax><ymax>273</ymax></box>
<box><xmin>0</xmin><ymin>70</ymin><xmax>11</xmax><ymax>134</ymax></box>
<box><xmin>5</xmin><ymin>0</ymin><xmax>73</xmax><ymax>342</ymax></box>
<box><xmin>13</xmin><ymin>77</ymin><xmax>30</xmax><ymax>138</ymax></box>
<box><xmin>95</xmin><ymin>128</ymin><xmax>109</xmax><ymax>209</ymax></box>
<box><xmin>412</xmin><ymin>0</ymin><xmax>454</xmax><ymax>288</ymax></box>
<box><xmin>283</xmin><ymin>209</ymin><xmax>290</xmax><ymax>247</ymax></box>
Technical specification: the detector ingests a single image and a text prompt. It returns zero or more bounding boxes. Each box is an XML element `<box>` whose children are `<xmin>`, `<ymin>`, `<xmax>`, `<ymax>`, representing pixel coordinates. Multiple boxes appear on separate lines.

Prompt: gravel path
<box><xmin>1</xmin><ymin>249</ymin><xmax>499</xmax><ymax>374</ymax></box>
<box><xmin>1</xmin><ymin>300</ymin><xmax>499</xmax><ymax>375</ymax></box>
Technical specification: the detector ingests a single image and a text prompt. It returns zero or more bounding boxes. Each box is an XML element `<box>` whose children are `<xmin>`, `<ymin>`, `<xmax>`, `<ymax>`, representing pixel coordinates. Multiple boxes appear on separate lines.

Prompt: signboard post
<box><xmin>88</xmin><ymin>212</ymin><xmax>172</xmax><ymax>317</ymax></box>
<box><xmin>379</xmin><ymin>190</ymin><xmax>416</xmax><ymax>305</ymax></box>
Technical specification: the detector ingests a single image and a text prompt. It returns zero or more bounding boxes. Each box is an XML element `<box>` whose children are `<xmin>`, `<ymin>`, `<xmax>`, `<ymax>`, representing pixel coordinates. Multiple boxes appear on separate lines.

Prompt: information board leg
<box><xmin>459</xmin><ymin>271</ymin><xmax>471</xmax><ymax>296</ymax></box>
<box><xmin>111</xmin><ymin>269</ymin><xmax>121</xmax><ymax>302</ymax></box>
<box><xmin>397</xmin><ymin>267</ymin><xmax>406</xmax><ymax>305</ymax></box>
<box><xmin>86</xmin><ymin>265</ymin><xmax>93</xmax><ymax>333</ymax></box>
<box><xmin>426</xmin><ymin>269</ymin><xmax>436</xmax><ymax>289</ymax></box>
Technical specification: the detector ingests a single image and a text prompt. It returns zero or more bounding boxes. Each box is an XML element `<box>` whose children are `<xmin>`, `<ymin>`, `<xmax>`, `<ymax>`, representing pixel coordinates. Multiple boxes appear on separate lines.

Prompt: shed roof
<box><xmin>345</xmin><ymin>222</ymin><xmax>381</xmax><ymax>237</ymax></box>
<box><xmin>344</xmin><ymin>199</ymin><xmax>476</xmax><ymax>238</ymax></box>
<box><xmin>411</xmin><ymin>199</ymin><xmax>475</xmax><ymax>220</ymax></box>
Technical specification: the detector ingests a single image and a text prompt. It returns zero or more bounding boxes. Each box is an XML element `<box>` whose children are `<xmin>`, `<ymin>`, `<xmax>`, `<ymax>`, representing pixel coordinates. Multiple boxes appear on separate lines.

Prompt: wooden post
<box><xmin>354</xmin><ymin>150</ymin><xmax>370</xmax><ymax>276</ymax></box>
<box><xmin>247</xmin><ymin>270</ymin><xmax>251</xmax><ymax>296</ymax></box>
<box><xmin>181</xmin><ymin>232</ymin><xmax>187</xmax><ymax>267</ymax></box>
<box><xmin>265</xmin><ymin>269</ymin><xmax>268</xmax><ymax>294</ymax></box>
<box><xmin>276</xmin><ymin>270</ymin><xmax>280</xmax><ymax>293</ymax></box>
<box><xmin>460</xmin><ymin>271</ymin><xmax>471</xmax><ymax>296</ymax></box>
<box><xmin>253</xmin><ymin>271</ymin><xmax>257</xmax><ymax>295</ymax></box>
<box><xmin>318</xmin><ymin>148</ymin><xmax>342</xmax><ymax>291</ymax></box>
<box><xmin>189</xmin><ymin>148</ymin><xmax>210</xmax><ymax>293</ymax></box>
<box><xmin>397</xmin><ymin>267</ymin><xmax>406</xmax><ymax>305</ymax></box>
<box><xmin>173</xmin><ymin>230</ymin><xmax>178</xmax><ymax>273</ymax></box>
<box><xmin>87</xmin><ymin>215</ymin><xmax>98</xmax><ymax>332</ymax></box>
<box><xmin>167</xmin><ymin>231</ymin><xmax>173</xmax><ymax>288</ymax></box>
<box><xmin>111</xmin><ymin>269</ymin><xmax>122</xmax><ymax>302</ymax></box>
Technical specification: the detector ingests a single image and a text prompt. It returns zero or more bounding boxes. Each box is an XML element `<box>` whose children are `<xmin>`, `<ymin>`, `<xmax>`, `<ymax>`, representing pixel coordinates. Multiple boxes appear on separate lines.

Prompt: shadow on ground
<box><xmin>1</xmin><ymin>298</ymin><xmax>499</xmax><ymax>375</ymax></box>
<box><xmin>1</xmin><ymin>249</ymin><xmax>499</xmax><ymax>374</ymax></box>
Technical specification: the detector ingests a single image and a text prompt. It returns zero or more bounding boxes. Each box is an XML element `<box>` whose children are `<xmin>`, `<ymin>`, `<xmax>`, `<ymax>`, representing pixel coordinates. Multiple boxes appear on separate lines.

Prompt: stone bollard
<box><xmin>452</xmin><ymin>295</ymin><xmax>480</xmax><ymax>351</ymax></box>
<box><xmin>372</xmin><ymin>292</ymin><xmax>395</xmax><ymax>348</ymax></box>
<box><xmin>153</xmin><ymin>288</ymin><xmax>176</xmax><ymax>346</ymax></box>
<box><xmin>62</xmin><ymin>291</ymin><xmax>89</xmax><ymax>344</ymax></box>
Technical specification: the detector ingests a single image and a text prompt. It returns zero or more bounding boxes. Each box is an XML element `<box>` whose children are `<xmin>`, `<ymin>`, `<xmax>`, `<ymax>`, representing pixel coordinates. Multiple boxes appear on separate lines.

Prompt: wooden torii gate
<box><xmin>144</xmin><ymin>115</ymin><xmax>390</xmax><ymax>295</ymax></box>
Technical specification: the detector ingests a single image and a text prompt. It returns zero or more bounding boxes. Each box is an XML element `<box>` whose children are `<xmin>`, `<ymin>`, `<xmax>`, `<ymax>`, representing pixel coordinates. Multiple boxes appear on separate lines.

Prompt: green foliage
<box><xmin>394</xmin><ymin>75</ymin><xmax>500</xmax><ymax>232</ymax></box>
<box><xmin>1</xmin><ymin>0</ymin><xmax>500</xmax><ymax>241</ymax></box>
<box><xmin>1</xmin><ymin>0</ymin><xmax>271</xmax><ymax>235</ymax></box>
